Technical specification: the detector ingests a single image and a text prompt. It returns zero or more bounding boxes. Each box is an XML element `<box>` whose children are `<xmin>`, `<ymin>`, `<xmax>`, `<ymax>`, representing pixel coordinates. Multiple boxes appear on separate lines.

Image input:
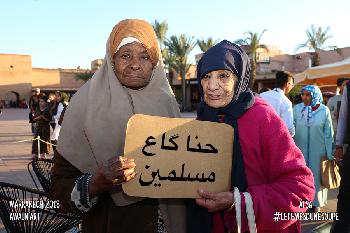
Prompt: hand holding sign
<box><xmin>89</xmin><ymin>157</ymin><xmax>136</xmax><ymax>196</ymax></box>
<box><xmin>122</xmin><ymin>114</ymin><xmax>234</xmax><ymax>198</ymax></box>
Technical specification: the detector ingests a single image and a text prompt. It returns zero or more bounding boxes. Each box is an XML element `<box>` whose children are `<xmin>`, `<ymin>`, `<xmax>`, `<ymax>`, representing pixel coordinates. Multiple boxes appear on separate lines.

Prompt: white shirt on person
<box><xmin>51</xmin><ymin>102</ymin><xmax>66</xmax><ymax>141</ymax></box>
<box><xmin>260</xmin><ymin>88</ymin><xmax>295</xmax><ymax>137</ymax></box>
<box><xmin>54</xmin><ymin>102</ymin><xmax>64</xmax><ymax>123</ymax></box>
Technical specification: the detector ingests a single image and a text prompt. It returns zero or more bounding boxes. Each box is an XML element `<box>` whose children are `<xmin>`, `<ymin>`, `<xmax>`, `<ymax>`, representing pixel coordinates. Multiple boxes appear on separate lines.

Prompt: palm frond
<box><xmin>196</xmin><ymin>37</ymin><xmax>219</xmax><ymax>52</ymax></box>
<box><xmin>297</xmin><ymin>24</ymin><xmax>336</xmax><ymax>53</ymax></box>
<box><xmin>295</xmin><ymin>42</ymin><xmax>308</xmax><ymax>52</ymax></box>
<box><xmin>164</xmin><ymin>34</ymin><xmax>196</xmax><ymax>75</ymax></box>
<box><xmin>152</xmin><ymin>19</ymin><xmax>168</xmax><ymax>49</ymax></box>
<box><xmin>234</xmin><ymin>39</ymin><xmax>248</xmax><ymax>45</ymax></box>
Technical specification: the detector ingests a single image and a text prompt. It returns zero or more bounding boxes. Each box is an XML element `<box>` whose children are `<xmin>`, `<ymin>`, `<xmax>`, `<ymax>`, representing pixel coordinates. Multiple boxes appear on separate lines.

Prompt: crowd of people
<box><xmin>29</xmin><ymin>88</ymin><xmax>69</xmax><ymax>159</ymax></box>
<box><xmin>14</xmin><ymin>18</ymin><xmax>348</xmax><ymax>233</ymax></box>
<box><xmin>260</xmin><ymin>72</ymin><xmax>350</xmax><ymax>232</ymax></box>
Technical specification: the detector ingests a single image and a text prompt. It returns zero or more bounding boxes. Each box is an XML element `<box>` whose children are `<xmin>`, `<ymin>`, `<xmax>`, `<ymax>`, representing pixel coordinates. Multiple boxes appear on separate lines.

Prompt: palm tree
<box><xmin>152</xmin><ymin>20</ymin><xmax>168</xmax><ymax>55</ymax></box>
<box><xmin>152</xmin><ymin>19</ymin><xmax>172</xmax><ymax>77</ymax></box>
<box><xmin>235</xmin><ymin>29</ymin><xmax>268</xmax><ymax>89</ymax></box>
<box><xmin>164</xmin><ymin>34</ymin><xmax>196</xmax><ymax>111</ymax></box>
<box><xmin>197</xmin><ymin>37</ymin><xmax>219</xmax><ymax>52</ymax></box>
<box><xmin>295</xmin><ymin>25</ymin><xmax>340</xmax><ymax>67</ymax></box>
<box><xmin>163</xmin><ymin>48</ymin><xmax>177</xmax><ymax>71</ymax></box>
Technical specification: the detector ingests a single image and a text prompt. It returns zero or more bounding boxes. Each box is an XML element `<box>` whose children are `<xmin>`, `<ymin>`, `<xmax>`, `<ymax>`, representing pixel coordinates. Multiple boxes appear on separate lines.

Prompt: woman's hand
<box><xmin>89</xmin><ymin>156</ymin><xmax>136</xmax><ymax>196</ymax></box>
<box><xmin>195</xmin><ymin>189</ymin><xmax>234</xmax><ymax>213</ymax></box>
<box><xmin>334</xmin><ymin>147</ymin><xmax>344</xmax><ymax>161</ymax></box>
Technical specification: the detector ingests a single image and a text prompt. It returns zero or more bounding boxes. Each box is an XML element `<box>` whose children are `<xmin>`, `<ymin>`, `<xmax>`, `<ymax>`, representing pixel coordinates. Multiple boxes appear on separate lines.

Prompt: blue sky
<box><xmin>1</xmin><ymin>0</ymin><xmax>349</xmax><ymax>69</ymax></box>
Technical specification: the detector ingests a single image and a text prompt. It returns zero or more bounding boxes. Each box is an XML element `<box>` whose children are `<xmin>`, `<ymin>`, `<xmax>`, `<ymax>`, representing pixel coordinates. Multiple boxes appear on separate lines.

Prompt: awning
<box><xmin>294</xmin><ymin>57</ymin><xmax>350</xmax><ymax>85</ymax></box>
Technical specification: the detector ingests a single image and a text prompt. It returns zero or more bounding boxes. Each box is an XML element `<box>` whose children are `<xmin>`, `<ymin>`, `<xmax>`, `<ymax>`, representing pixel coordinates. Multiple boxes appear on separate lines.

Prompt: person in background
<box><xmin>53</xmin><ymin>91</ymin><xmax>69</xmax><ymax>123</ymax></box>
<box><xmin>19</xmin><ymin>98</ymin><xmax>28</xmax><ymax>108</ymax></box>
<box><xmin>48</xmin><ymin>92</ymin><xmax>57</xmax><ymax>130</ymax></box>
<box><xmin>293</xmin><ymin>85</ymin><xmax>333</xmax><ymax>212</ymax></box>
<box><xmin>332</xmin><ymin>81</ymin><xmax>350</xmax><ymax>232</ymax></box>
<box><xmin>29</xmin><ymin>88</ymin><xmax>40</xmax><ymax>135</ymax></box>
<box><xmin>322</xmin><ymin>92</ymin><xmax>335</xmax><ymax>105</ymax></box>
<box><xmin>327</xmin><ymin>77</ymin><xmax>350</xmax><ymax>136</ymax></box>
<box><xmin>32</xmin><ymin>94</ymin><xmax>51</xmax><ymax>159</ymax></box>
<box><xmin>260</xmin><ymin>71</ymin><xmax>295</xmax><ymax>136</ymax></box>
<box><xmin>187</xmin><ymin>40</ymin><xmax>314</xmax><ymax>233</ymax></box>
<box><xmin>51</xmin><ymin>91</ymin><xmax>69</xmax><ymax>154</ymax></box>
<box><xmin>0</xmin><ymin>100</ymin><xmax>3</xmax><ymax>114</ymax></box>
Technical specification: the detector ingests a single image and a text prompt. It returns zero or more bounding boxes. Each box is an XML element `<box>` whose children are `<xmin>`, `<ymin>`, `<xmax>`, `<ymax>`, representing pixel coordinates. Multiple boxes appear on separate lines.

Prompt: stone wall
<box><xmin>32</xmin><ymin>68</ymin><xmax>61</xmax><ymax>88</ymax></box>
<box><xmin>0</xmin><ymin>54</ymin><xmax>32</xmax><ymax>101</ymax></box>
<box><xmin>0</xmin><ymin>54</ymin><xmax>87</xmax><ymax>103</ymax></box>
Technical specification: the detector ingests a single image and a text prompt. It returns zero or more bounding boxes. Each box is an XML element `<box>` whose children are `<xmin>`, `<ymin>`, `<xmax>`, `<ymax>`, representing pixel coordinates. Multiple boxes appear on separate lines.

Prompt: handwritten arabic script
<box><xmin>139</xmin><ymin>163</ymin><xmax>215</xmax><ymax>187</ymax></box>
<box><xmin>142</xmin><ymin>132</ymin><xmax>219</xmax><ymax>157</ymax></box>
<box><xmin>123</xmin><ymin>114</ymin><xmax>233</xmax><ymax>198</ymax></box>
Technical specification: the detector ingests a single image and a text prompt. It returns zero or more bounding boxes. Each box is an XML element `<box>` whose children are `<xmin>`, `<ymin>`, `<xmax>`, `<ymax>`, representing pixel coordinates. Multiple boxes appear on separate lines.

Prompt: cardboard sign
<box><xmin>122</xmin><ymin>114</ymin><xmax>234</xmax><ymax>198</ymax></box>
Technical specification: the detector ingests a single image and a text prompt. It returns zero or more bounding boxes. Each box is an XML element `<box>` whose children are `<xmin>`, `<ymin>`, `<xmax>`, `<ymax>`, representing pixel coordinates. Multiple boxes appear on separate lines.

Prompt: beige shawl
<box><xmin>57</xmin><ymin>19</ymin><xmax>185</xmax><ymax>233</ymax></box>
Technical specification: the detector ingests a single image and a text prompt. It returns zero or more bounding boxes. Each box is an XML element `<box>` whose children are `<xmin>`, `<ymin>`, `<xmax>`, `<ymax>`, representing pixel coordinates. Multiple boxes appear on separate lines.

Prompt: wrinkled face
<box><xmin>39</xmin><ymin>99</ymin><xmax>47</xmax><ymax>109</ymax></box>
<box><xmin>201</xmin><ymin>70</ymin><xmax>238</xmax><ymax>108</ymax></box>
<box><xmin>113</xmin><ymin>42</ymin><xmax>153</xmax><ymax>89</ymax></box>
<box><xmin>301</xmin><ymin>90</ymin><xmax>312</xmax><ymax>106</ymax></box>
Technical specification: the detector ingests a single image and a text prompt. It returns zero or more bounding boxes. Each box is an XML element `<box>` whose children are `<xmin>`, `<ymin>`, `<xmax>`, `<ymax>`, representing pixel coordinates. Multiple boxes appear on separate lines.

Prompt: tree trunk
<box><xmin>311</xmin><ymin>52</ymin><xmax>320</xmax><ymax>67</ymax></box>
<box><xmin>181</xmin><ymin>69</ymin><xmax>186</xmax><ymax>111</ymax></box>
<box><xmin>250</xmin><ymin>59</ymin><xmax>256</xmax><ymax>90</ymax></box>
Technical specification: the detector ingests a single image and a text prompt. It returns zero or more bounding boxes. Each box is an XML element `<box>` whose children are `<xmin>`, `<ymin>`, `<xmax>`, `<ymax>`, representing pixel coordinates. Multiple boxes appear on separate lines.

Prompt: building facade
<box><xmin>169</xmin><ymin>46</ymin><xmax>350</xmax><ymax>110</ymax></box>
<box><xmin>0</xmin><ymin>54</ymin><xmax>87</xmax><ymax>107</ymax></box>
<box><xmin>252</xmin><ymin>46</ymin><xmax>350</xmax><ymax>91</ymax></box>
<box><xmin>2</xmin><ymin>47</ymin><xmax>350</xmax><ymax>110</ymax></box>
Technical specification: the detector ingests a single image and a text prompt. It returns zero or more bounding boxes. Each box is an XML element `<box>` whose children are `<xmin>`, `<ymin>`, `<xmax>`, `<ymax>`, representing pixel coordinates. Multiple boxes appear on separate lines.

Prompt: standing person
<box><xmin>260</xmin><ymin>71</ymin><xmax>295</xmax><ymax>136</ymax></box>
<box><xmin>29</xmin><ymin>88</ymin><xmax>40</xmax><ymax>134</ymax></box>
<box><xmin>48</xmin><ymin>92</ymin><xmax>57</xmax><ymax>130</ymax></box>
<box><xmin>293</xmin><ymin>85</ymin><xmax>334</xmax><ymax>212</ymax></box>
<box><xmin>53</xmin><ymin>91</ymin><xmax>69</xmax><ymax>125</ymax></box>
<box><xmin>187</xmin><ymin>40</ymin><xmax>314</xmax><ymax>233</ymax></box>
<box><xmin>327</xmin><ymin>77</ymin><xmax>350</xmax><ymax>135</ymax></box>
<box><xmin>50</xmin><ymin>91</ymin><xmax>69</xmax><ymax>154</ymax></box>
<box><xmin>50</xmin><ymin>19</ymin><xmax>185</xmax><ymax>233</ymax></box>
<box><xmin>31</xmin><ymin>94</ymin><xmax>51</xmax><ymax>159</ymax></box>
<box><xmin>333</xmin><ymin>81</ymin><xmax>350</xmax><ymax>232</ymax></box>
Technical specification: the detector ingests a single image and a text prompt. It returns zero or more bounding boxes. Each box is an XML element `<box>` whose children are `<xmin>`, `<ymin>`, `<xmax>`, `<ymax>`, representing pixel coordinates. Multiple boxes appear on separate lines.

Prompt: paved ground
<box><xmin>0</xmin><ymin>108</ymin><xmax>338</xmax><ymax>232</ymax></box>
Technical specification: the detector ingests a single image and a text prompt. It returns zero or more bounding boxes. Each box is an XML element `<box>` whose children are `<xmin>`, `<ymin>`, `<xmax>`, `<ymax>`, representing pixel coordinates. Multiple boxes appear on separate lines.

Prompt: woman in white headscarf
<box><xmin>50</xmin><ymin>19</ymin><xmax>185</xmax><ymax>233</ymax></box>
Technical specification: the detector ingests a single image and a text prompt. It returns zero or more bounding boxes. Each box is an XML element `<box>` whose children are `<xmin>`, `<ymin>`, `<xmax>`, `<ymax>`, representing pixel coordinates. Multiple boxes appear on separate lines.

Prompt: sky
<box><xmin>1</xmin><ymin>0</ymin><xmax>349</xmax><ymax>69</ymax></box>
